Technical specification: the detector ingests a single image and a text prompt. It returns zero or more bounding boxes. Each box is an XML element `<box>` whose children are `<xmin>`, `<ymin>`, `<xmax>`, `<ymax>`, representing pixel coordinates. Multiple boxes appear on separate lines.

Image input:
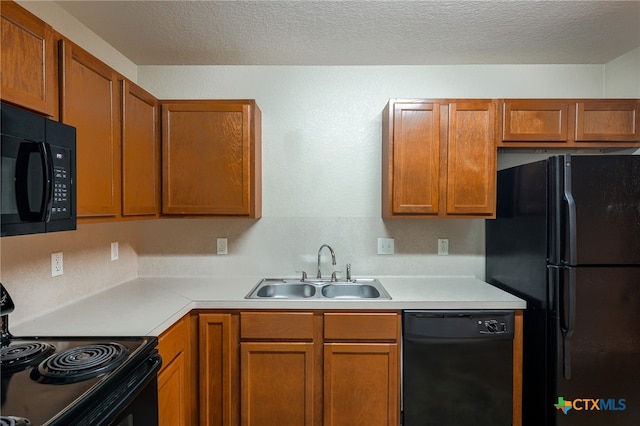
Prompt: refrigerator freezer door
<box><xmin>552</xmin><ymin>155</ymin><xmax>640</xmax><ymax>266</ymax></box>
<box><xmin>552</xmin><ymin>266</ymin><xmax>640</xmax><ymax>425</ymax></box>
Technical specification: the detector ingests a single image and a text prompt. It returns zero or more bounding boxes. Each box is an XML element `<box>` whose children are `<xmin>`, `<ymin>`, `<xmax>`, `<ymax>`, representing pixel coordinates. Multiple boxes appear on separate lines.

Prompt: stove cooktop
<box><xmin>0</xmin><ymin>336</ymin><xmax>156</xmax><ymax>426</ymax></box>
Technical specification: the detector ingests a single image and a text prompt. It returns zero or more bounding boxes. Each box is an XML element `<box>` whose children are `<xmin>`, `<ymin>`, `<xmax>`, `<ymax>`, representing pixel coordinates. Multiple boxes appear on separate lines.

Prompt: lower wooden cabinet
<box><xmin>166</xmin><ymin>309</ymin><xmax>521</xmax><ymax>426</ymax></box>
<box><xmin>324</xmin><ymin>343</ymin><xmax>399</xmax><ymax>426</ymax></box>
<box><xmin>238</xmin><ymin>311</ymin><xmax>400</xmax><ymax>426</ymax></box>
<box><xmin>199</xmin><ymin>312</ymin><xmax>239</xmax><ymax>426</ymax></box>
<box><xmin>323</xmin><ymin>312</ymin><xmax>400</xmax><ymax>426</ymax></box>
<box><xmin>157</xmin><ymin>314</ymin><xmax>192</xmax><ymax>426</ymax></box>
<box><xmin>241</xmin><ymin>342</ymin><xmax>318</xmax><ymax>425</ymax></box>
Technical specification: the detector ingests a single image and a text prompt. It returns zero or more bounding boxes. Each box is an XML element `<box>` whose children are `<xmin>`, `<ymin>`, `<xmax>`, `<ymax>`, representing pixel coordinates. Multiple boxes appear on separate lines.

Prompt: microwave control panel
<box><xmin>50</xmin><ymin>145</ymin><xmax>73</xmax><ymax>219</ymax></box>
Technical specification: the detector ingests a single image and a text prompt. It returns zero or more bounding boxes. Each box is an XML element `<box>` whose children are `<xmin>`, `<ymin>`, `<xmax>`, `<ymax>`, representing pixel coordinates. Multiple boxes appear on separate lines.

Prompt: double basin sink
<box><xmin>245</xmin><ymin>278</ymin><xmax>391</xmax><ymax>300</ymax></box>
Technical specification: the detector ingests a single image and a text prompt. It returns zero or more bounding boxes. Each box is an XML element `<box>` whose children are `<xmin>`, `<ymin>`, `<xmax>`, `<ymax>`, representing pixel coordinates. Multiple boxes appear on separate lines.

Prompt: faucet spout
<box><xmin>317</xmin><ymin>244</ymin><xmax>336</xmax><ymax>279</ymax></box>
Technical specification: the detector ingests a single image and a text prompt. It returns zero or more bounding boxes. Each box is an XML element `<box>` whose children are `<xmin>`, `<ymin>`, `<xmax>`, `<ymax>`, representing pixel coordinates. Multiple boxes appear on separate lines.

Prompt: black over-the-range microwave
<box><xmin>1</xmin><ymin>102</ymin><xmax>76</xmax><ymax>237</ymax></box>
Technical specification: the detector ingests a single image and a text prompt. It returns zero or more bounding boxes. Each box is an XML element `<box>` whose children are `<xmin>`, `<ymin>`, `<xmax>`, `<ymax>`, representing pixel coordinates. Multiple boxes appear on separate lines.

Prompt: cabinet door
<box><xmin>157</xmin><ymin>315</ymin><xmax>191</xmax><ymax>426</ymax></box>
<box><xmin>502</xmin><ymin>100</ymin><xmax>569</xmax><ymax>142</ymax></box>
<box><xmin>60</xmin><ymin>39</ymin><xmax>121</xmax><ymax>218</ymax></box>
<box><xmin>122</xmin><ymin>80</ymin><xmax>159</xmax><ymax>216</ymax></box>
<box><xmin>324</xmin><ymin>343</ymin><xmax>399</xmax><ymax>426</ymax></box>
<box><xmin>1</xmin><ymin>1</ymin><xmax>56</xmax><ymax>116</ymax></box>
<box><xmin>158</xmin><ymin>350</ymin><xmax>188</xmax><ymax>426</ymax></box>
<box><xmin>199</xmin><ymin>313</ymin><xmax>239</xmax><ymax>426</ymax></box>
<box><xmin>241</xmin><ymin>342</ymin><xmax>317</xmax><ymax>426</ymax></box>
<box><xmin>162</xmin><ymin>100</ymin><xmax>261</xmax><ymax>217</ymax></box>
<box><xmin>576</xmin><ymin>100</ymin><xmax>640</xmax><ymax>142</ymax></box>
<box><xmin>446</xmin><ymin>101</ymin><xmax>496</xmax><ymax>217</ymax></box>
<box><xmin>387</xmin><ymin>101</ymin><xmax>441</xmax><ymax>216</ymax></box>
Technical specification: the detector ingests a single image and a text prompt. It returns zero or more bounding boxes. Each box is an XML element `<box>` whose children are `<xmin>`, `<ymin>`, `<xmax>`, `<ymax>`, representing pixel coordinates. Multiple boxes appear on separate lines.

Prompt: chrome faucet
<box><xmin>317</xmin><ymin>244</ymin><xmax>336</xmax><ymax>279</ymax></box>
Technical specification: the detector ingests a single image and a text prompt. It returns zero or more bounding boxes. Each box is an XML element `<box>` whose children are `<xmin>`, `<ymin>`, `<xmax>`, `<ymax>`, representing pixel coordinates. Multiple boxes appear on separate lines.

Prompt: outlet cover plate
<box><xmin>51</xmin><ymin>252</ymin><xmax>63</xmax><ymax>277</ymax></box>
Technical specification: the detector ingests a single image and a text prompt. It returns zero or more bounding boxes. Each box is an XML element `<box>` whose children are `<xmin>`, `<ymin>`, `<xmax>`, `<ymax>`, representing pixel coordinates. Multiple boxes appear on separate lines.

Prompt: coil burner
<box><xmin>1</xmin><ymin>343</ymin><xmax>55</xmax><ymax>374</ymax></box>
<box><xmin>0</xmin><ymin>416</ymin><xmax>32</xmax><ymax>426</ymax></box>
<box><xmin>30</xmin><ymin>342</ymin><xmax>129</xmax><ymax>384</ymax></box>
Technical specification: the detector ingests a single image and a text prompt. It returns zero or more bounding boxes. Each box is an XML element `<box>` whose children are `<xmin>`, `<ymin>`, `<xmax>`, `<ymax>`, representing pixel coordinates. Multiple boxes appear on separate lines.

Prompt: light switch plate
<box><xmin>377</xmin><ymin>237</ymin><xmax>394</xmax><ymax>255</ymax></box>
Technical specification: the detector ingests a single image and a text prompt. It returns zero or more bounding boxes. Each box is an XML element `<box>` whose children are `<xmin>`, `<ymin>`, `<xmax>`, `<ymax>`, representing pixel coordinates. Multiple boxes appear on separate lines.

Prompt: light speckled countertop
<box><xmin>12</xmin><ymin>275</ymin><xmax>525</xmax><ymax>337</ymax></box>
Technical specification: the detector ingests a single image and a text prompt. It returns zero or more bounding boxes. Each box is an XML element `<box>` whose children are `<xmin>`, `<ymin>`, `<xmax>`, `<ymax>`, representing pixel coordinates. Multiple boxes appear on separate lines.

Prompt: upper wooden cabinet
<box><xmin>500</xmin><ymin>99</ymin><xmax>640</xmax><ymax>147</ymax></box>
<box><xmin>1</xmin><ymin>0</ymin><xmax>57</xmax><ymax>116</ymax></box>
<box><xmin>575</xmin><ymin>100</ymin><xmax>639</xmax><ymax>142</ymax></box>
<box><xmin>382</xmin><ymin>99</ymin><xmax>497</xmax><ymax>219</ymax></box>
<box><xmin>60</xmin><ymin>39</ymin><xmax>121</xmax><ymax>219</ymax></box>
<box><xmin>121</xmin><ymin>80</ymin><xmax>159</xmax><ymax>217</ymax></box>
<box><xmin>161</xmin><ymin>100</ymin><xmax>262</xmax><ymax>217</ymax></box>
<box><xmin>501</xmin><ymin>100</ymin><xmax>569</xmax><ymax>142</ymax></box>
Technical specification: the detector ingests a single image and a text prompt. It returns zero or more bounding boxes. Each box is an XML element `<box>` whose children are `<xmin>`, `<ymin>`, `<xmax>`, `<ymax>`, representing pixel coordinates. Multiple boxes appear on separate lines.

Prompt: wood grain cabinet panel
<box><xmin>157</xmin><ymin>315</ymin><xmax>192</xmax><ymax>426</ymax></box>
<box><xmin>501</xmin><ymin>100</ymin><xmax>569</xmax><ymax>142</ymax></box>
<box><xmin>241</xmin><ymin>342</ymin><xmax>317</xmax><ymax>426</ymax></box>
<box><xmin>500</xmin><ymin>99</ymin><xmax>640</xmax><ymax>148</ymax></box>
<box><xmin>446</xmin><ymin>101</ymin><xmax>496</xmax><ymax>216</ymax></box>
<box><xmin>121</xmin><ymin>80</ymin><xmax>159</xmax><ymax>216</ymax></box>
<box><xmin>576</xmin><ymin>100</ymin><xmax>639</xmax><ymax>142</ymax></box>
<box><xmin>383</xmin><ymin>100</ymin><xmax>440</xmax><ymax>215</ymax></box>
<box><xmin>324</xmin><ymin>343</ymin><xmax>399</xmax><ymax>426</ymax></box>
<box><xmin>199</xmin><ymin>313</ymin><xmax>239</xmax><ymax>426</ymax></box>
<box><xmin>0</xmin><ymin>1</ymin><xmax>56</xmax><ymax>116</ymax></box>
<box><xmin>383</xmin><ymin>99</ymin><xmax>496</xmax><ymax>218</ymax></box>
<box><xmin>161</xmin><ymin>100</ymin><xmax>261</xmax><ymax>217</ymax></box>
<box><xmin>60</xmin><ymin>39</ymin><xmax>121</xmax><ymax>218</ymax></box>
<box><xmin>323</xmin><ymin>312</ymin><xmax>400</xmax><ymax>426</ymax></box>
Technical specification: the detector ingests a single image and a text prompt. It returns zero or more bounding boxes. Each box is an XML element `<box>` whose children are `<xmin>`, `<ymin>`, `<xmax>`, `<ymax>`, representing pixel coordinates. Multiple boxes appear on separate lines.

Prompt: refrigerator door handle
<box><xmin>560</xmin><ymin>267</ymin><xmax>576</xmax><ymax>379</ymax></box>
<box><xmin>562</xmin><ymin>155</ymin><xmax>577</xmax><ymax>265</ymax></box>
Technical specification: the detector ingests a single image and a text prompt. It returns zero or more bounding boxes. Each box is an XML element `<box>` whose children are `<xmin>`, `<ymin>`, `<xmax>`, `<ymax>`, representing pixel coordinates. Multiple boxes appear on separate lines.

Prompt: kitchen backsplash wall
<box><xmin>136</xmin><ymin>217</ymin><xmax>484</xmax><ymax>278</ymax></box>
<box><xmin>1</xmin><ymin>222</ymin><xmax>139</xmax><ymax>325</ymax></box>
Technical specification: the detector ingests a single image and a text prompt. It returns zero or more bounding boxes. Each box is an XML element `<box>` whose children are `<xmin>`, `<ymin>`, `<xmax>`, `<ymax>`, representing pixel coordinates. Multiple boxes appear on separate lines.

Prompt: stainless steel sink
<box><xmin>245</xmin><ymin>278</ymin><xmax>391</xmax><ymax>300</ymax></box>
<box><xmin>321</xmin><ymin>283</ymin><xmax>380</xmax><ymax>299</ymax></box>
<box><xmin>255</xmin><ymin>282</ymin><xmax>316</xmax><ymax>298</ymax></box>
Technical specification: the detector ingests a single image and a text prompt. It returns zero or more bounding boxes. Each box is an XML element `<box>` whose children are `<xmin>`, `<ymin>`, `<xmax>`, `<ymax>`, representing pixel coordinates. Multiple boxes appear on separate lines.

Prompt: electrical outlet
<box><xmin>377</xmin><ymin>237</ymin><xmax>394</xmax><ymax>255</ymax></box>
<box><xmin>438</xmin><ymin>238</ymin><xmax>449</xmax><ymax>256</ymax></box>
<box><xmin>217</xmin><ymin>238</ymin><xmax>228</xmax><ymax>255</ymax></box>
<box><xmin>51</xmin><ymin>252</ymin><xmax>63</xmax><ymax>277</ymax></box>
<box><xmin>111</xmin><ymin>242</ymin><xmax>119</xmax><ymax>261</ymax></box>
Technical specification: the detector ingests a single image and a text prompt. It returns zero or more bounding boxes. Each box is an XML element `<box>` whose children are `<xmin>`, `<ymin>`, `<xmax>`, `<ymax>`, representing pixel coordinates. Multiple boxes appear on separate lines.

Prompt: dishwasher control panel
<box><xmin>478</xmin><ymin>318</ymin><xmax>509</xmax><ymax>334</ymax></box>
<box><xmin>403</xmin><ymin>310</ymin><xmax>515</xmax><ymax>340</ymax></box>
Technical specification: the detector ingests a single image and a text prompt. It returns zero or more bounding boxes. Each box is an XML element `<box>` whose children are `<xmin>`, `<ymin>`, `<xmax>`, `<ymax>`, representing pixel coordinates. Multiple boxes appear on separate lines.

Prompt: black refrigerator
<box><xmin>486</xmin><ymin>154</ymin><xmax>640</xmax><ymax>426</ymax></box>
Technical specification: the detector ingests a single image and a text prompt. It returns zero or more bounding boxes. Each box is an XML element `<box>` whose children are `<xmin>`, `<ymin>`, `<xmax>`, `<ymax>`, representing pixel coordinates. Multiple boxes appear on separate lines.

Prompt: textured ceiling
<box><xmin>54</xmin><ymin>0</ymin><xmax>640</xmax><ymax>66</ymax></box>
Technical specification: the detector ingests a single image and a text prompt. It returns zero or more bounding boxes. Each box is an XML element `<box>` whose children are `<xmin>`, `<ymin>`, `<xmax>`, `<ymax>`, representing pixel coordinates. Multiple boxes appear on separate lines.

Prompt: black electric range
<box><xmin>0</xmin><ymin>285</ymin><xmax>162</xmax><ymax>426</ymax></box>
<box><xmin>1</xmin><ymin>336</ymin><xmax>161</xmax><ymax>426</ymax></box>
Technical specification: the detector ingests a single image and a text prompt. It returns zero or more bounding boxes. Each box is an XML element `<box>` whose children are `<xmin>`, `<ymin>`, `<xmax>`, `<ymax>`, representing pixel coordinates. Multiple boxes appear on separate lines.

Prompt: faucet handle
<box><xmin>296</xmin><ymin>271</ymin><xmax>308</xmax><ymax>282</ymax></box>
<box><xmin>330</xmin><ymin>271</ymin><xmax>343</xmax><ymax>282</ymax></box>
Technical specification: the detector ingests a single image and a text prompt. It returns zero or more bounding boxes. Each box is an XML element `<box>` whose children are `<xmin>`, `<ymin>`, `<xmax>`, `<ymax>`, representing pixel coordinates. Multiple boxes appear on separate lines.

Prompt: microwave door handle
<box><xmin>40</xmin><ymin>142</ymin><xmax>54</xmax><ymax>222</ymax></box>
<box><xmin>14</xmin><ymin>142</ymin><xmax>52</xmax><ymax>221</ymax></box>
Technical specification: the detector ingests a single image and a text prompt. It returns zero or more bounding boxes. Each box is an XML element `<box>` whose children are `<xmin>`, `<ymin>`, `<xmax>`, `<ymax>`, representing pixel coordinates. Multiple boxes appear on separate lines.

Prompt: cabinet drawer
<box><xmin>324</xmin><ymin>313</ymin><xmax>399</xmax><ymax>341</ymax></box>
<box><xmin>240</xmin><ymin>312</ymin><xmax>315</xmax><ymax>340</ymax></box>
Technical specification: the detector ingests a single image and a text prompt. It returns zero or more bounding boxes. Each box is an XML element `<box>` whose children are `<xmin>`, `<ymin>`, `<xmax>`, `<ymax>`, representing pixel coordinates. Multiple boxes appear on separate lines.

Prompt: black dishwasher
<box><xmin>402</xmin><ymin>310</ymin><xmax>514</xmax><ymax>426</ymax></box>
